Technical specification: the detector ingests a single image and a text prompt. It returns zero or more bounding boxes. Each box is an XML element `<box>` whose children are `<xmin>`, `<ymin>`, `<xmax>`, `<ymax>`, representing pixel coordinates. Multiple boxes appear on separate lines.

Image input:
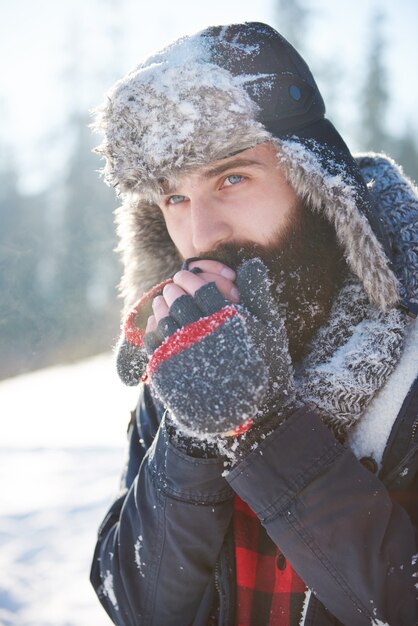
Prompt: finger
<box><xmin>193</xmin><ymin>282</ymin><xmax>230</xmax><ymax>316</ymax></box>
<box><xmin>144</xmin><ymin>313</ymin><xmax>180</xmax><ymax>349</ymax></box>
<box><xmin>187</xmin><ymin>259</ymin><xmax>236</xmax><ymax>280</ymax></box>
<box><xmin>172</xmin><ymin>270</ymin><xmax>207</xmax><ymax>296</ymax></box>
<box><xmin>236</xmin><ymin>258</ymin><xmax>276</xmax><ymax>318</ymax></box>
<box><xmin>152</xmin><ymin>295</ymin><xmax>170</xmax><ymax>323</ymax></box>
<box><xmin>156</xmin><ymin>315</ymin><xmax>180</xmax><ymax>339</ymax></box>
<box><xmin>196</xmin><ymin>271</ymin><xmax>240</xmax><ymax>303</ymax></box>
<box><xmin>169</xmin><ymin>295</ymin><xmax>203</xmax><ymax>326</ymax></box>
<box><xmin>162</xmin><ymin>282</ymin><xmax>189</xmax><ymax>308</ymax></box>
<box><xmin>173</xmin><ymin>269</ymin><xmax>239</xmax><ymax>303</ymax></box>
<box><xmin>145</xmin><ymin>314</ymin><xmax>157</xmax><ymax>334</ymax></box>
<box><xmin>143</xmin><ymin>328</ymin><xmax>163</xmax><ymax>355</ymax></box>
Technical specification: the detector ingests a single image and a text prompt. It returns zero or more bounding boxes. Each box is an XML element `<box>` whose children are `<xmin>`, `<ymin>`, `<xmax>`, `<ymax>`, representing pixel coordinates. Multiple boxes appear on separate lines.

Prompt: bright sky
<box><xmin>1</xmin><ymin>0</ymin><xmax>417</xmax><ymax>193</ymax></box>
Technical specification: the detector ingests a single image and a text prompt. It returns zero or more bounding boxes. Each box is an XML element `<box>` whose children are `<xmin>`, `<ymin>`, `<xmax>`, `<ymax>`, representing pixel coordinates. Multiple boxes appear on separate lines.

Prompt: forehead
<box><xmin>158</xmin><ymin>141</ymin><xmax>279</xmax><ymax>193</ymax></box>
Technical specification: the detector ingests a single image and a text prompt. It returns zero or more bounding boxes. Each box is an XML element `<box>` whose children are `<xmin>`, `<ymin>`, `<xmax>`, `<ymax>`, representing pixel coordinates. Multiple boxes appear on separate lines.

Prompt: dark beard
<box><xmin>197</xmin><ymin>202</ymin><xmax>347</xmax><ymax>362</ymax></box>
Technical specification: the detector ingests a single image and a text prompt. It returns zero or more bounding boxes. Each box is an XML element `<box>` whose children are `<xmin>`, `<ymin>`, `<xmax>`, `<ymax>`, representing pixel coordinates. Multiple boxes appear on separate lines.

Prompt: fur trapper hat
<box><xmin>92</xmin><ymin>22</ymin><xmax>401</xmax><ymax>314</ymax></box>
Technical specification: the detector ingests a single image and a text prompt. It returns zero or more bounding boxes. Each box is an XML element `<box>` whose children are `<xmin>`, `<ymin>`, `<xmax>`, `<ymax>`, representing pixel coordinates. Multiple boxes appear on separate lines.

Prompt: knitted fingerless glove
<box><xmin>117</xmin><ymin>258</ymin><xmax>295</xmax><ymax>439</ymax></box>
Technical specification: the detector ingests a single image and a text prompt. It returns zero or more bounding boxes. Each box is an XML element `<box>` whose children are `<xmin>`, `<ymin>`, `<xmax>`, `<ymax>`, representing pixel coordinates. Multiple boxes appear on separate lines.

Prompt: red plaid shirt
<box><xmin>233</xmin><ymin>496</ymin><xmax>307</xmax><ymax>625</ymax></box>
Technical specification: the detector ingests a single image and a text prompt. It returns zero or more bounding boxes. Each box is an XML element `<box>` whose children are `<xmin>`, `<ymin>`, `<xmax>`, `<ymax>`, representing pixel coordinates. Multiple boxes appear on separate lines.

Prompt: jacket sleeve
<box><xmin>90</xmin><ymin>385</ymin><xmax>235</xmax><ymax>626</ymax></box>
<box><xmin>227</xmin><ymin>406</ymin><xmax>418</xmax><ymax>626</ymax></box>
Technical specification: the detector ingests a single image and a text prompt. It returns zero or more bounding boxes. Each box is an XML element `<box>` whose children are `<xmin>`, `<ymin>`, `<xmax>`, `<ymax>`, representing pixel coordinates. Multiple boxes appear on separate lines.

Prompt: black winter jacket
<box><xmin>91</xmin><ymin>375</ymin><xmax>418</xmax><ymax>626</ymax></box>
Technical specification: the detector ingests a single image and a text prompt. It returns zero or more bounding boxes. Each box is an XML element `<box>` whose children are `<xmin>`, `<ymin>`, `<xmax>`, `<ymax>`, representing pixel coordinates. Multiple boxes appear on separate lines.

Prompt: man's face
<box><xmin>157</xmin><ymin>142</ymin><xmax>299</xmax><ymax>259</ymax></box>
<box><xmin>157</xmin><ymin>141</ymin><xmax>345</xmax><ymax>360</ymax></box>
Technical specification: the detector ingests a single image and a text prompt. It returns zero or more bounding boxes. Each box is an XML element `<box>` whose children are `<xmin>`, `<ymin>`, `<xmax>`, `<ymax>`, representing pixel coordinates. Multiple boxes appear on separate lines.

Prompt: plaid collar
<box><xmin>233</xmin><ymin>496</ymin><xmax>307</xmax><ymax>625</ymax></box>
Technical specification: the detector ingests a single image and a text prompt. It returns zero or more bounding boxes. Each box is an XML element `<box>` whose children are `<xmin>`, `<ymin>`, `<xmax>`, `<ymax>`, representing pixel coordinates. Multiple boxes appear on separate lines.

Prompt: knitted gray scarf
<box><xmin>296</xmin><ymin>277</ymin><xmax>408</xmax><ymax>436</ymax></box>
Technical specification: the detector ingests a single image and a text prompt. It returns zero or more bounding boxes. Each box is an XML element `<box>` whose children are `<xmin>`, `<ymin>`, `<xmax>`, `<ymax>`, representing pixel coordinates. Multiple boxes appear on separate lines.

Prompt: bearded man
<box><xmin>90</xmin><ymin>22</ymin><xmax>418</xmax><ymax>626</ymax></box>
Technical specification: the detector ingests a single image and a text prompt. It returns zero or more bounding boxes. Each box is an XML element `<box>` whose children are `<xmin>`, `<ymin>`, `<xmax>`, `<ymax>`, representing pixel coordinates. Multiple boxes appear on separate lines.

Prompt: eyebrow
<box><xmin>202</xmin><ymin>158</ymin><xmax>264</xmax><ymax>179</ymax></box>
<box><xmin>159</xmin><ymin>157</ymin><xmax>264</xmax><ymax>196</ymax></box>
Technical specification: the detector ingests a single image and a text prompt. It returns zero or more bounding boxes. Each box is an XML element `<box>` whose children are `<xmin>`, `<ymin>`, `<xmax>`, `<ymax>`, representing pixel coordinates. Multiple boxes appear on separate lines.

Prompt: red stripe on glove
<box><xmin>124</xmin><ymin>278</ymin><xmax>174</xmax><ymax>347</ymax></box>
<box><xmin>145</xmin><ymin>306</ymin><xmax>239</xmax><ymax>379</ymax></box>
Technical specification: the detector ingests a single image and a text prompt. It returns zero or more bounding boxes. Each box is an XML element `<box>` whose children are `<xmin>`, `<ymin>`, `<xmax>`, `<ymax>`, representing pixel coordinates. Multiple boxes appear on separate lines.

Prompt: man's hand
<box><xmin>139</xmin><ymin>258</ymin><xmax>295</xmax><ymax>438</ymax></box>
<box><xmin>144</xmin><ymin>260</ymin><xmax>239</xmax><ymax>335</ymax></box>
<box><xmin>116</xmin><ymin>257</ymin><xmax>295</xmax><ymax>437</ymax></box>
<box><xmin>115</xmin><ymin>260</ymin><xmax>240</xmax><ymax>387</ymax></box>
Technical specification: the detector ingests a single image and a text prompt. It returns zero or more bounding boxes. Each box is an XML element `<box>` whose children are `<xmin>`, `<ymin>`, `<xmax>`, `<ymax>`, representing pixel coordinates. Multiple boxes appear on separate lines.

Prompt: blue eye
<box><xmin>168</xmin><ymin>194</ymin><xmax>187</xmax><ymax>205</ymax></box>
<box><xmin>225</xmin><ymin>174</ymin><xmax>245</xmax><ymax>186</ymax></box>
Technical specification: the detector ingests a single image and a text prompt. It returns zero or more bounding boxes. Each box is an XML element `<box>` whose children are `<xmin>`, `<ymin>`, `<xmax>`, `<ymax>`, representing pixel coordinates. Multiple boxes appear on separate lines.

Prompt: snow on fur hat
<box><xmin>92</xmin><ymin>21</ymin><xmax>399</xmax><ymax>313</ymax></box>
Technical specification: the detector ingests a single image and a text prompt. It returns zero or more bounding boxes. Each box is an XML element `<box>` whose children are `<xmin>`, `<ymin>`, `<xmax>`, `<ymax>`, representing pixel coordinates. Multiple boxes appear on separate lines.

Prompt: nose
<box><xmin>190</xmin><ymin>199</ymin><xmax>233</xmax><ymax>254</ymax></box>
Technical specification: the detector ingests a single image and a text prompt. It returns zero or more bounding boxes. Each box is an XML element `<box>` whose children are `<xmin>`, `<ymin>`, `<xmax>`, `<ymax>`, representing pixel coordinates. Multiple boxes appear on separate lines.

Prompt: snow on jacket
<box><xmin>90</xmin><ymin>368</ymin><xmax>418</xmax><ymax>625</ymax></box>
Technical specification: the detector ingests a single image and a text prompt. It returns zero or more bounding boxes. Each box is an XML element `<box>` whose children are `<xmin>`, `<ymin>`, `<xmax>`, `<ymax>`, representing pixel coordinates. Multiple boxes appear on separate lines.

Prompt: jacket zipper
<box><xmin>411</xmin><ymin>416</ymin><xmax>418</xmax><ymax>440</ymax></box>
<box><xmin>215</xmin><ymin>529</ymin><xmax>236</xmax><ymax>626</ymax></box>
<box><xmin>215</xmin><ymin>557</ymin><xmax>230</xmax><ymax>626</ymax></box>
<box><xmin>214</xmin><ymin>561</ymin><xmax>221</xmax><ymax>596</ymax></box>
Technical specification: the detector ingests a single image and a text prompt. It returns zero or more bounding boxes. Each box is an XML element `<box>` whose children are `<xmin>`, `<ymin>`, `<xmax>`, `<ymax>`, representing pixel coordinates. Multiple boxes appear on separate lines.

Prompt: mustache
<box><xmin>195</xmin><ymin>205</ymin><xmax>305</xmax><ymax>271</ymax></box>
<box><xmin>195</xmin><ymin>236</ymin><xmax>298</xmax><ymax>277</ymax></box>
<box><xmin>197</xmin><ymin>241</ymin><xmax>270</xmax><ymax>270</ymax></box>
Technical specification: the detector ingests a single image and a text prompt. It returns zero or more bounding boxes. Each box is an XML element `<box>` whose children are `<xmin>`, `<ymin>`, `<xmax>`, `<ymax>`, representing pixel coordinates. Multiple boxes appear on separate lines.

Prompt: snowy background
<box><xmin>1</xmin><ymin>0</ymin><xmax>418</xmax><ymax>195</ymax></box>
<box><xmin>0</xmin><ymin>354</ymin><xmax>138</xmax><ymax>626</ymax></box>
<box><xmin>1</xmin><ymin>0</ymin><xmax>418</xmax><ymax>624</ymax></box>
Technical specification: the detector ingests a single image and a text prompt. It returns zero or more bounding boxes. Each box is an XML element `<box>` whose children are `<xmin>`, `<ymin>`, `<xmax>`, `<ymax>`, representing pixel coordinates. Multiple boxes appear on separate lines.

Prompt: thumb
<box><xmin>116</xmin><ymin>335</ymin><xmax>147</xmax><ymax>386</ymax></box>
<box><xmin>236</xmin><ymin>258</ymin><xmax>278</xmax><ymax>320</ymax></box>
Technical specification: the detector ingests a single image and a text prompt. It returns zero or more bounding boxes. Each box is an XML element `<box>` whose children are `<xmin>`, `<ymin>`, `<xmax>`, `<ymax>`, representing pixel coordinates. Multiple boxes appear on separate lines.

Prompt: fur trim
<box><xmin>275</xmin><ymin>143</ymin><xmax>400</xmax><ymax>310</ymax></box>
<box><xmin>92</xmin><ymin>32</ymin><xmax>271</xmax><ymax>195</ymax></box>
